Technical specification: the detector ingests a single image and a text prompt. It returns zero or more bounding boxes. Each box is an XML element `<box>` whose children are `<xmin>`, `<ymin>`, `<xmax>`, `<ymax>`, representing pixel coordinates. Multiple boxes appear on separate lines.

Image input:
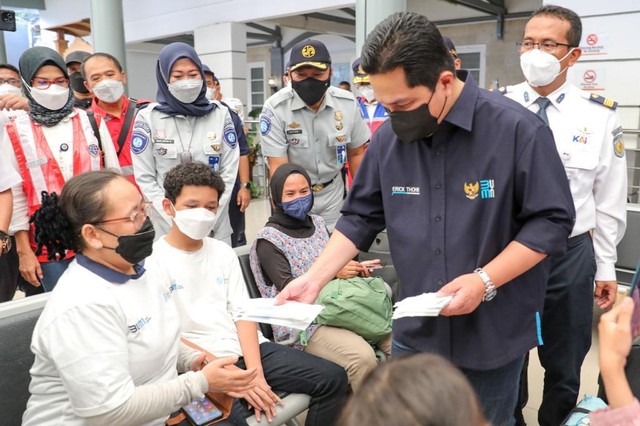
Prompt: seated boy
<box><xmin>146</xmin><ymin>161</ymin><xmax>348</xmax><ymax>426</ymax></box>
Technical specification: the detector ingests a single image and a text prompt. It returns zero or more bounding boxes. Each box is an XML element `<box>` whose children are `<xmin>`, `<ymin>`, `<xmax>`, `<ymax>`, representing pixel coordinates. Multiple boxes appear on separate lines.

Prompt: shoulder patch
<box><xmin>133</xmin><ymin>120</ymin><xmax>151</xmax><ymax>135</ymax></box>
<box><xmin>587</xmin><ymin>93</ymin><xmax>618</xmax><ymax>110</ymax></box>
<box><xmin>131</xmin><ymin>130</ymin><xmax>149</xmax><ymax>155</ymax></box>
<box><xmin>223</xmin><ymin>128</ymin><xmax>238</xmax><ymax>149</ymax></box>
<box><xmin>260</xmin><ymin>116</ymin><xmax>272</xmax><ymax>136</ymax></box>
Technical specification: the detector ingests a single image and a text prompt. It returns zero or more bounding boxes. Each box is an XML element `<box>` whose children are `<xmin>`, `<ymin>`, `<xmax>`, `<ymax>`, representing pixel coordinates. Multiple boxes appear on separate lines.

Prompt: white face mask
<box><xmin>0</xmin><ymin>83</ymin><xmax>22</xmax><ymax>97</ymax></box>
<box><xmin>519</xmin><ymin>48</ymin><xmax>574</xmax><ymax>87</ymax></box>
<box><xmin>168</xmin><ymin>78</ymin><xmax>203</xmax><ymax>104</ymax></box>
<box><xmin>205</xmin><ymin>87</ymin><xmax>215</xmax><ymax>101</ymax></box>
<box><xmin>358</xmin><ymin>85</ymin><xmax>375</xmax><ymax>103</ymax></box>
<box><xmin>29</xmin><ymin>85</ymin><xmax>70</xmax><ymax>111</ymax></box>
<box><xmin>93</xmin><ymin>79</ymin><xmax>125</xmax><ymax>103</ymax></box>
<box><xmin>172</xmin><ymin>206</ymin><xmax>217</xmax><ymax>240</ymax></box>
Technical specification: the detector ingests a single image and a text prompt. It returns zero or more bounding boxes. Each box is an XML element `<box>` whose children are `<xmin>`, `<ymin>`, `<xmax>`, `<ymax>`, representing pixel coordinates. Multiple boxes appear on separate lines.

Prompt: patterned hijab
<box><xmin>19</xmin><ymin>46</ymin><xmax>74</xmax><ymax>127</ymax></box>
<box><xmin>154</xmin><ymin>42</ymin><xmax>214</xmax><ymax>117</ymax></box>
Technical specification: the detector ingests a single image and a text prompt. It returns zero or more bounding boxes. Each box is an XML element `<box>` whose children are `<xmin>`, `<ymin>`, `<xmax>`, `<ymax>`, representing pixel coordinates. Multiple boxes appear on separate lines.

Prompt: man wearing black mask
<box><xmin>259</xmin><ymin>39</ymin><xmax>369</xmax><ymax>231</ymax></box>
<box><xmin>275</xmin><ymin>13</ymin><xmax>577</xmax><ymax>426</ymax></box>
<box><xmin>64</xmin><ymin>50</ymin><xmax>93</xmax><ymax>110</ymax></box>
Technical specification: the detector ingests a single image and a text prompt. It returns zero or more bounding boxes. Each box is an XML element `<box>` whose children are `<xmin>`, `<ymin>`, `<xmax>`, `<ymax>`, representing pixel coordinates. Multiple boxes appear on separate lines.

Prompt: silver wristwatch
<box><xmin>474</xmin><ymin>268</ymin><xmax>497</xmax><ymax>302</ymax></box>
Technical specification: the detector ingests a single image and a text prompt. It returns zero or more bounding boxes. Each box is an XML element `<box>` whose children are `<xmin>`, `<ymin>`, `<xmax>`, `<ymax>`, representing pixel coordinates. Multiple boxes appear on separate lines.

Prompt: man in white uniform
<box><xmin>502</xmin><ymin>5</ymin><xmax>627</xmax><ymax>425</ymax></box>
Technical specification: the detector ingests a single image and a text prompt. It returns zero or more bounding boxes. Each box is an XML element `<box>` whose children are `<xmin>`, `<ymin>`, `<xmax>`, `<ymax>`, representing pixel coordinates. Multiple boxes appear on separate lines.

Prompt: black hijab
<box><xmin>19</xmin><ymin>46</ymin><xmax>74</xmax><ymax>127</ymax></box>
<box><xmin>267</xmin><ymin>163</ymin><xmax>315</xmax><ymax>232</ymax></box>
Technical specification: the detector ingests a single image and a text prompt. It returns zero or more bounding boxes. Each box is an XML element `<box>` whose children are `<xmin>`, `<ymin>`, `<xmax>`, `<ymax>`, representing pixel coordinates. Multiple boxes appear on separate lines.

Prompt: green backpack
<box><xmin>314</xmin><ymin>277</ymin><xmax>393</xmax><ymax>344</ymax></box>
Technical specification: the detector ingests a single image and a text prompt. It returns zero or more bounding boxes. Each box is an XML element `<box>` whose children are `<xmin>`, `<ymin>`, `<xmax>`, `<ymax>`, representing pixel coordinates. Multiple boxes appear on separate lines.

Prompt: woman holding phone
<box><xmin>249</xmin><ymin>163</ymin><xmax>391</xmax><ymax>391</ymax></box>
<box><xmin>22</xmin><ymin>171</ymin><xmax>255</xmax><ymax>426</ymax></box>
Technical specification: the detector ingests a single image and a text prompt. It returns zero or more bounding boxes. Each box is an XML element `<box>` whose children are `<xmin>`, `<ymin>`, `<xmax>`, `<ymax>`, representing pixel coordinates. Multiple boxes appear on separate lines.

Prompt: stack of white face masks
<box><xmin>392</xmin><ymin>293</ymin><xmax>454</xmax><ymax>319</ymax></box>
<box><xmin>235</xmin><ymin>298</ymin><xmax>324</xmax><ymax>330</ymax></box>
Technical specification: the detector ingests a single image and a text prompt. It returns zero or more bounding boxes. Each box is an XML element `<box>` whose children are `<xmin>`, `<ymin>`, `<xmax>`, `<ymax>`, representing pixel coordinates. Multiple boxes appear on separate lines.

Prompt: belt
<box><xmin>312</xmin><ymin>175</ymin><xmax>338</xmax><ymax>192</ymax></box>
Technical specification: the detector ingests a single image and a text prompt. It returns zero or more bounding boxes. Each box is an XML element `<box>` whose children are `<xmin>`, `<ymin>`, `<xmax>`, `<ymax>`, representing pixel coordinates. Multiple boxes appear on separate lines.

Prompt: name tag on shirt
<box><xmin>336</xmin><ymin>145</ymin><xmax>347</xmax><ymax>165</ymax></box>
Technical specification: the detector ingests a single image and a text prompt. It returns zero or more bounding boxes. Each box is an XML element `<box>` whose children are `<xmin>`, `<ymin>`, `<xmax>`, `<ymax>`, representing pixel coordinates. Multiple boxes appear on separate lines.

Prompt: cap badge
<box><xmin>301</xmin><ymin>45</ymin><xmax>316</xmax><ymax>58</ymax></box>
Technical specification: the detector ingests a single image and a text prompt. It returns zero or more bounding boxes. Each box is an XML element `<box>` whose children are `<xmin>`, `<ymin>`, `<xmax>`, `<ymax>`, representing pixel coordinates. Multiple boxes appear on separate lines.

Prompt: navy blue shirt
<box><xmin>336</xmin><ymin>71</ymin><xmax>575</xmax><ymax>370</ymax></box>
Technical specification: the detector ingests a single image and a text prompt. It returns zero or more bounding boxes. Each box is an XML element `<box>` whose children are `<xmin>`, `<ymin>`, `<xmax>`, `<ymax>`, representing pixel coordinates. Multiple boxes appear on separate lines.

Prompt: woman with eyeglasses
<box><xmin>22</xmin><ymin>171</ymin><xmax>256</xmax><ymax>425</ymax></box>
<box><xmin>0</xmin><ymin>46</ymin><xmax>120</xmax><ymax>294</ymax></box>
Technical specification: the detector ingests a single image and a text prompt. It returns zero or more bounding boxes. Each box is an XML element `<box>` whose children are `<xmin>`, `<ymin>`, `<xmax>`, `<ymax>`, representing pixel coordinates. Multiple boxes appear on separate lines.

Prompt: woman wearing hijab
<box><xmin>131</xmin><ymin>42</ymin><xmax>239</xmax><ymax>243</ymax></box>
<box><xmin>22</xmin><ymin>170</ymin><xmax>256</xmax><ymax>426</ymax></box>
<box><xmin>249</xmin><ymin>163</ymin><xmax>392</xmax><ymax>391</ymax></box>
<box><xmin>0</xmin><ymin>46</ymin><xmax>118</xmax><ymax>293</ymax></box>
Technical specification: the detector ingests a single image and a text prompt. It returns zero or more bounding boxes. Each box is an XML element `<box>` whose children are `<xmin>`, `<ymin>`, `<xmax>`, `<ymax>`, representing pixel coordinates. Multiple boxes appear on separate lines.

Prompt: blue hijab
<box><xmin>155</xmin><ymin>42</ymin><xmax>214</xmax><ymax>117</ymax></box>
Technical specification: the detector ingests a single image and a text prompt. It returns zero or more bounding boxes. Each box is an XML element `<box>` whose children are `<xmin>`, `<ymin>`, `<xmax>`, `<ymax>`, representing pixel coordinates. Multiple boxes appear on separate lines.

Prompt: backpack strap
<box><xmin>86</xmin><ymin>110</ymin><xmax>102</xmax><ymax>153</ymax></box>
<box><xmin>115</xmin><ymin>97</ymin><xmax>138</xmax><ymax>157</ymax></box>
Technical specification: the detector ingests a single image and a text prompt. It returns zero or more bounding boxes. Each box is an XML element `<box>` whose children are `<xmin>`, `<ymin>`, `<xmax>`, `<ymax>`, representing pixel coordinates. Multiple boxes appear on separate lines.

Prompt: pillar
<box><xmin>355</xmin><ymin>0</ymin><xmax>406</xmax><ymax>55</ymax></box>
<box><xmin>195</xmin><ymin>22</ymin><xmax>247</xmax><ymax>103</ymax></box>
<box><xmin>90</xmin><ymin>0</ymin><xmax>127</xmax><ymax>70</ymax></box>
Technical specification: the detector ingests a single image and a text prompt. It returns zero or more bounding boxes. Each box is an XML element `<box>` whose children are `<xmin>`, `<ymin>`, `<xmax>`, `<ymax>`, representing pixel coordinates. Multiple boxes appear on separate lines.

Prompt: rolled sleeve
<box><xmin>513</xmin><ymin>125</ymin><xmax>576</xmax><ymax>257</ymax></box>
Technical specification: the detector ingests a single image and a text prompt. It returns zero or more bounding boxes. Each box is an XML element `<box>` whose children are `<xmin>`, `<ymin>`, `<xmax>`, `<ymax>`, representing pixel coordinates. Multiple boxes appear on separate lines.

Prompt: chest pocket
<box><xmin>286</xmin><ymin>132</ymin><xmax>309</xmax><ymax>149</ymax></box>
<box><xmin>562</xmin><ymin>148</ymin><xmax>598</xmax><ymax>200</ymax></box>
<box><xmin>153</xmin><ymin>140</ymin><xmax>177</xmax><ymax>159</ymax></box>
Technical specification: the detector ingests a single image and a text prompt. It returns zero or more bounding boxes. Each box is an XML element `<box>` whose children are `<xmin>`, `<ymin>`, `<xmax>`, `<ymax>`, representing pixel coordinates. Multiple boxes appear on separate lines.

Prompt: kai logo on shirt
<box><xmin>128</xmin><ymin>316</ymin><xmax>151</xmax><ymax>333</ymax></box>
<box><xmin>391</xmin><ymin>186</ymin><xmax>420</xmax><ymax>196</ymax></box>
<box><xmin>465</xmin><ymin>179</ymin><xmax>495</xmax><ymax>200</ymax></box>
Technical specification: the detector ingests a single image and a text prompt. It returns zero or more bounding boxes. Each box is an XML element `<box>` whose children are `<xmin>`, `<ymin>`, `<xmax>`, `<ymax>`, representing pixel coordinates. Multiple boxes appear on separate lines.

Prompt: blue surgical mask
<box><xmin>282</xmin><ymin>193</ymin><xmax>313</xmax><ymax>221</ymax></box>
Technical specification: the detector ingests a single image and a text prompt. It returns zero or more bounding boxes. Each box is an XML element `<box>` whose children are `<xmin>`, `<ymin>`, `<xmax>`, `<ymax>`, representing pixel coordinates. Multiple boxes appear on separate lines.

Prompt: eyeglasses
<box><xmin>31</xmin><ymin>77</ymin><xmax>70</xmax><ymax>90</ymax></box>
<box><xmin>0</xmin><ymin>78</ymin><xmax>20</xmax><ymax>87</ymax></box>
<box><xmin>516</xmin><ymin>40</ymin><xmax>574</xmax><ymax>54</ymax></box>
<box><xmin>94</xmin><ymin>201</ymin><xmax>152</xmax><ymax>231</ymax></box>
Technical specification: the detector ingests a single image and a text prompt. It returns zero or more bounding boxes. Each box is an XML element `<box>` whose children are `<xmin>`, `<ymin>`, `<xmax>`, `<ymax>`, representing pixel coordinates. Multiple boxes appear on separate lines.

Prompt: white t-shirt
<box><xmin>148</xmin><ymin>237</ymin><xmax>267</xmax><ymax>358</ymax></box>
<box><xmin>22</xmin><ymin>256</ymin><xmax>180</xmax><ymax>426</ymax></box>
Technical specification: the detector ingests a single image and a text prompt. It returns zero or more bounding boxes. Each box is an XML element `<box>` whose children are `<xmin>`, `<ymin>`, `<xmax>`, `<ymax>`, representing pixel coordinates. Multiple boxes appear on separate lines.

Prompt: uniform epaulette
<box><xmin>497</xmin><ymin>86</ymin><xmax>511</xmax><ymax>95</ymax></box>
<box><xmin>585</xmin><ymin>92</ymin><xmax>618</xmax><ymax>110</ymax></box>
<box><xmin>268</xmin><ymin>87</ymin><xmax>294</xmax><ymax>108</ymax></box>
<box><xmin>329</xmin><ymin>86</ymin><xmax>356</xmax><ymax>100</ymax></box>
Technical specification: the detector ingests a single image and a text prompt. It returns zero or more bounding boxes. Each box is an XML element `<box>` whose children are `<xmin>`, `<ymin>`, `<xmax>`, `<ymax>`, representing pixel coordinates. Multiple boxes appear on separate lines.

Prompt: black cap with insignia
<box><xmin>289</xmin><ymin>39</ymin><xmax>331</xmax><ymax>72</ymax></box>
<box><xmin>442</xmin><ymin>36</ymin><xmax>458</xmax><ymax>58</ymax></box>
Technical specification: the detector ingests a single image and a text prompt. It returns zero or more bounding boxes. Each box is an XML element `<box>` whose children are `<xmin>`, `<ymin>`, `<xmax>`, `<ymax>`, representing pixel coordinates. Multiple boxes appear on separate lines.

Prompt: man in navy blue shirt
<box><xmin>276</xmin><ymin>12</ymin><xmax>575</xmax><ymax>425</ymax></box>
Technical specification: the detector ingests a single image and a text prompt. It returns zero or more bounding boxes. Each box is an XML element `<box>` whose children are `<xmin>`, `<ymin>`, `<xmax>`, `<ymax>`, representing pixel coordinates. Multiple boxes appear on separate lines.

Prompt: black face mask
<box><xmin>101</xmin><ymin>217</ymin><xmax>155</xmax><ymax>265</ymax></box>
<box><xmin>292</xmin><ymin>76</ymin><xmax>330</xmax><ymax>106</ymax></box>
<box><xmin>389</xmin><ymin>90</ymin><xmax>447</xmax><ymax>143</ymax></box>
<box><xmin>73</xmin><ymin>97</ymin><xmax>92</xmax><ymax>110</ymax></box>
<box><xmin>69</xmin><ymin>71</ymin><xmax>90</xmax><ymax>94</ymax></box>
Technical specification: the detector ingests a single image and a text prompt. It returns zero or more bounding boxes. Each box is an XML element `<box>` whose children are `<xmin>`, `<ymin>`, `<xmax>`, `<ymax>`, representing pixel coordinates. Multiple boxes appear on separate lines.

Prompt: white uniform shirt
<box><xmin>131</xmin><ymin>105</ymin><xmax>240</xmax><ymax>241</ymax></box>
<box><xmin>22</xmin><ymin>256</ymin><xmax>180</xmax><ymax>426</ymax></box>
<box><xmin>0</xmin><ymin>109</ymin><xmax>119</xmax><ymax>234</ymax></box>
<box><xmin>148</xmin><ymin>237</ymin><xmax>267</xmax><ymax>358</ymax></box>
<box><xmin>505</xmin><ymin>82</ymin><xmax>627</xmax><ymax>281</ymax></box>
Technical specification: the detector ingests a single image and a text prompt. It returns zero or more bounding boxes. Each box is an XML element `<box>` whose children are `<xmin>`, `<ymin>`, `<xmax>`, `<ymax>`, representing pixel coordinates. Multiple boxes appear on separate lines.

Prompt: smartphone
<box><xmin>182</xmin><ymin>396</ymin><xmax>223</xmax><ymax>426</ymax></box>
<box><xmin>629</xmin><ymin>261</ymin><xmax>640</xmax><ymax>339</ymax></box>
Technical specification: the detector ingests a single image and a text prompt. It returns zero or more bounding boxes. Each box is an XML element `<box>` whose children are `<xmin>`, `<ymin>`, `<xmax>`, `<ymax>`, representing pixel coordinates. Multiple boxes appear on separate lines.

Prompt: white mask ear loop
<box><xmin>556</xmin><ymin>47</ymin><xmax>575</xmax><ymax>77</ymax></box>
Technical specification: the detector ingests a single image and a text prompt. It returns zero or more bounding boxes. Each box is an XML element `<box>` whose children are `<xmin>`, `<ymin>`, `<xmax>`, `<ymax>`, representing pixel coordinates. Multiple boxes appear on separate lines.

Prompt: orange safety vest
<box><xmin>6</xmin><ymin>114</ymin><xmax>102</xmax><ymax>261</ymax></box>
